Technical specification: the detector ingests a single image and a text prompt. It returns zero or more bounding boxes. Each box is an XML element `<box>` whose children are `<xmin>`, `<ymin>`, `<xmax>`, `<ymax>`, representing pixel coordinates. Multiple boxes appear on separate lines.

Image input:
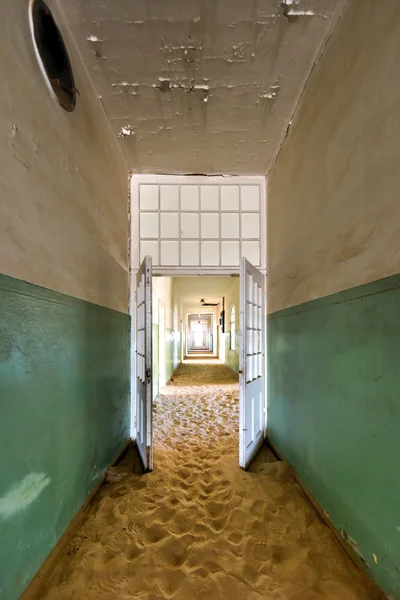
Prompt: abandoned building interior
<box><xmin>1</xmin><ymin>0</ymin><xmax>399</xmax><ymax>599</ymax></box>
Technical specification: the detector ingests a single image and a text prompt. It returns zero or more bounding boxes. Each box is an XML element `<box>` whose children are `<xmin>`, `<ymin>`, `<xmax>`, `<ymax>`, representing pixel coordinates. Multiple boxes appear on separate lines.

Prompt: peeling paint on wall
<box><xmin>0</xmin><ymin>472</ymin><xmax>50</xmax><ymax>518</ymax></box>
<box><xmin>119</xmin><ymin>125</ymin><xmax>135</xmax><ymax>138</ymax></box>
<box><xmin>260</xmin><ymin>82</ymin><xmax>281</xmax><ymax>100</ymax></box>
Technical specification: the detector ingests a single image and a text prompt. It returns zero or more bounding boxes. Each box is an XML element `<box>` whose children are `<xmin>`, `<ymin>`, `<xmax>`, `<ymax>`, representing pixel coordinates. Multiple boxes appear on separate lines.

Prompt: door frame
<box><xmin>130</xmin><ymin>270</ymin><xmax>268</xmax><ymax>468</ymax></box>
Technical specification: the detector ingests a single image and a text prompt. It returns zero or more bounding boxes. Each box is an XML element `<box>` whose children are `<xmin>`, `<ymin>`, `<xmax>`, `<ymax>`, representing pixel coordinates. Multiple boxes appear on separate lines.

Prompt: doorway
<box><xmin>134</xmin><ymin>268</ymin><xmax>266</xmax><ymax>472</ymax></box>
<box><xmin>187</xmin><ymin>313</ymin><xmax>213</xmax><ymax>355</ymax></box>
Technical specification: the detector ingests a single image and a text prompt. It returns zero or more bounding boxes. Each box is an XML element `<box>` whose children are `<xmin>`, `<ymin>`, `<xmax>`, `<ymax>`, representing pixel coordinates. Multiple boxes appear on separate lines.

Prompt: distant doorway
<box><xmin>187</xmin><ymin>313</ymin><xmax>213</xmax><ymax>355</ymax></box>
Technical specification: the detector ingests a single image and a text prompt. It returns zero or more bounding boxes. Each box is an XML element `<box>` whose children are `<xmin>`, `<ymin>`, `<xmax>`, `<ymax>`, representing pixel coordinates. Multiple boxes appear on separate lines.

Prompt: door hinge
<box><xmin>146</xmin><ymin>368</ymin><xmax>151</xmax><ymax>383</ymax></box>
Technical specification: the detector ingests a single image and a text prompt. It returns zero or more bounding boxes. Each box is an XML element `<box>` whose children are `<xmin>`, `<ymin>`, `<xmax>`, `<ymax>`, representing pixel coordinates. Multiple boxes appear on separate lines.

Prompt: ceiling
<box><xmin>60</xmin><ymin>0</ymin><xmax>343</xmax><ymax>174</ymax></box>
<box><xmin>172</xmin><ymin>276</ymin><xmax>237</xmax><ymax>307</ymax></box>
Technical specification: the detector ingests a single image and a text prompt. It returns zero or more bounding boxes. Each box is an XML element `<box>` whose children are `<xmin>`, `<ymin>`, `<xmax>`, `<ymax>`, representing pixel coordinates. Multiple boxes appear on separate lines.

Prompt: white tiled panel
<box><xmin>221</xmin><ymin>185</ymin><xmax>240</xmax><ymax>211</ymax></box>
<box><xmin>201</xmin><ymin>241</ymin><xmax>220</xmax><ymax>266</ymax></box>
<box><xmin>242</xmin><ymin>241</ymin><xmax>260</xmax><ymax>266</ymax></box>
<box><xmin>160</xmin><ymin>213</ymin><xmax>179</xmax><ymax>238</ymax></box>
<box><xmin>181</xmin><ymin>241</ymin><xmax>199</xmax><ymax>266</ymax></box>
<box><xmin>160</xmin><ymin>241</ymin><xmax>179</xmax><ymax>266</ymax></box>
<box><xmin>134</xmin><ymin>176</ymin><xmax>265</xmax><ymax>271</ymax></box>
<box><xmin>139</xmin><ymin>184</ymin><xmax>158</xmax><ymax>210</ymax></box>
<box><xmin>221</xmin><ymin>241</ymin><xmax>240</xmax><ymax>266</ymax></box>
<box><xmin>241</xmin><ymin>185</ymin><xmax>260</xmax><ymax>211</ymax></box>
<box><xmin>140</xmin><ymin>213</ymin><xmax>158</xmax><ymax>238</ymax></box>
<box><xmin>201</xmin><ymin>213</ymin><xmax>219</xmax><ymax>239</ymax></box>
<box><xmin>181</xmin><ymin>186</ymin><xmax>199</xmax><ymax>211</ymax></box>
<box><xmin>160</xmin><ymin>185</ymin><xmax>179</xmax><ymax>210</ymax></box>
<box><xmin>200</xmin><ymin>185</ymin><xmax>219</xmax><ymax>211</ymax></box>
<box><xmin>241</xmin><ymin>213</ymin><xmax>260</xmax><ymax>239</ymax></box>
<box><xmin>140</xmin><ymin>240</ymin><xmax>159</xmax><ymax>265</ymax></box>
<box><xmin>221</xmin><ymin>213</ymin><xmax>239</xmax><ymax>238</ymax></box>
<box><xmin>181</xmin><ymin>213</ymin><xmax>199</xmax><ymax>238</ymax></box>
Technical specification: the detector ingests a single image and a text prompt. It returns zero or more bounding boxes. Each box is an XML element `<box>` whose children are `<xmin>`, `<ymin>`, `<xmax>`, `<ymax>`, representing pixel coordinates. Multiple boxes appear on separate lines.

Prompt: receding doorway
<box><xmin>187</xmin><ymin>313</ymin><xmax>213</xmax><ymax>355</ymax></box>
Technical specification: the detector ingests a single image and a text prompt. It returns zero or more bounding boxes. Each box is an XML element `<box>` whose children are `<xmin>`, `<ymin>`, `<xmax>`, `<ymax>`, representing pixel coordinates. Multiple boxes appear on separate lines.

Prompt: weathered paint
<box><xmin>0</xmin><ymin>274</ymin><xmax>130</xmax><ymax>600</ymax></box>
<box><xmin>268</xmin><ymin>273</ymin><xmax>400</xmax><ymax>599</ymax></box>
<box><xmin>0</xmin><ymin>473</ymin><xmax>51</xmax><ymax>519</ymax></box>
<box><xmin>0</xmin><ymin>1</ymin><xmax>128</xmax><ymax>313</ymax></box>
<box><xmin>60</xmin><ymin>0</ymin><xmax>344</xmax><ymax>174</ymax></box>
<box><xmin>268</xmin><ymin>0</ymin><xmax>400</xmax><ymax>314</ymax></box>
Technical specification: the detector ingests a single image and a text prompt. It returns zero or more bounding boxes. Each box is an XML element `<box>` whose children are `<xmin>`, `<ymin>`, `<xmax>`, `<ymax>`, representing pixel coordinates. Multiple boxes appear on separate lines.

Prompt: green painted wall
<box><xmin>223</xmin><ymin>331</ymin><xmax>240</xmax><ymax>374</ymax></box>
<box><xmin>152</xmin><ymin>323</ymin><xmax>160</xmax><ymax>399</ymax></box>
<box><xmin>166</xmin><ymin>327</ymin><xmax>179</xmax><ymax>382</ymax></box>
<box><xmin>0</xmin><ymin>274</ymin><xmax>130</xmax><ymax>600</ymax></box>
<box><xmin>152</xmin><ymin>326</ymin><xmax>180</xmax><ymax>399</ymax></box>
<box><xmin>268</xmin><ymin>273</ymin><xmax>400</xmax><ymax>598</ymax></box>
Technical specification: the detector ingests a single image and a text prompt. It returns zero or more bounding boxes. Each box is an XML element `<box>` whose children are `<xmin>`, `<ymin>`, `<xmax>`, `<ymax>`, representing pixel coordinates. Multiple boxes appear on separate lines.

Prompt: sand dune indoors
<box><xmin>41</xmin><ymin>361</ymin><xmax>379</xmax><ymax>600</ymax></box>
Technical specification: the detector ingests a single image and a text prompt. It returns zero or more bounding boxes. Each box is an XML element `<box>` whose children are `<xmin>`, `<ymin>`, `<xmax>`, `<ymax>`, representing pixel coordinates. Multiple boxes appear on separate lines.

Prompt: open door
<box><xmin>135</xmin><ymin>255</ymin><xmax>153</xmax><ymax>471</ymax></box>
<box><xmin>239</xmin><ymin>257</ymin><xmax>265</xmax><ymax>469</ymax></box>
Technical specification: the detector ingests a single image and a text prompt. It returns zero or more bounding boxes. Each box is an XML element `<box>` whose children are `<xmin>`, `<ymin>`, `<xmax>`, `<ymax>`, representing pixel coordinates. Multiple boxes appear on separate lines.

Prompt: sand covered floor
<box><xmin>41</xmin><ymin>360</ymin><xmax>379</xmax><ymax>600</ymax></box>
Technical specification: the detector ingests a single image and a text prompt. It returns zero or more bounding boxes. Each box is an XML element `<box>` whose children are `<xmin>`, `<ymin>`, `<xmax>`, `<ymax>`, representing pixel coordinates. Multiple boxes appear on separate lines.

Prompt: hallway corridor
<box><xmin>41</xmin><ymin>361</ymin><xmax>378</xmax><ymax>600</ymax></box>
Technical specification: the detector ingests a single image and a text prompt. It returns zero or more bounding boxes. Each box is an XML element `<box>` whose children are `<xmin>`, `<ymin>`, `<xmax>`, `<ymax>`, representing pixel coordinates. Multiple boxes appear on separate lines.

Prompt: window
<box><xmin>30</xmin><ymin>0</ymin><xmax>76</xmax><ymax>112</ymax></box>
<box><xmin>230</xmin><ymin>306</ymin><xmax>236</xmax><ymax>351</ymax></box>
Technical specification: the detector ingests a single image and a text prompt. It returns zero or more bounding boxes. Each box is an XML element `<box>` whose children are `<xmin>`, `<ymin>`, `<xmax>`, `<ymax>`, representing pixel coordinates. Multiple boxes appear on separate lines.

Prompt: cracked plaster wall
<box><xmin>0</xmin><ymin>0</ymin><xmax>128</xmax><ymax>312</ymax></box>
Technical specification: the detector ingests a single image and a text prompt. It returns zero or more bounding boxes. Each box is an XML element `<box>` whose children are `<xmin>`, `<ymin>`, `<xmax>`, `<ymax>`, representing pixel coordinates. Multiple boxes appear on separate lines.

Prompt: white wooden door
<box><xmin>239</xmin><ymin>257</ymin><xmax>265</xmax><ymax>469</ymax></box>
<box><xmin>136</xmin><ymin>256</ymin><xmax>153</xmax><ymax>471</ymax></box>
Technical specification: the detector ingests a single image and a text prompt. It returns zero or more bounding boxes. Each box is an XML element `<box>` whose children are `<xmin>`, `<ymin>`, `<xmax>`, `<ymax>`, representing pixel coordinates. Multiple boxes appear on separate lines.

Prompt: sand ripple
<box><xmin>41</xmin><ymin>361</ymin><xmax>379</xmax><ymax>600</ymax></box>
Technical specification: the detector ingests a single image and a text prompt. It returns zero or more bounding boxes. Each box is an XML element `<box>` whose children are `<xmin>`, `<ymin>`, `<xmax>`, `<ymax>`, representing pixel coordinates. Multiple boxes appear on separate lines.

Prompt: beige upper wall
<box><xmin>267</xmin><ymin>0</ymin><xmax>400</xmax><ymax>314</ymax></box>
<box><xmin>0</xmin><ymin>1</ymin><xmax>128</xmax><ymax>312</ymax></box>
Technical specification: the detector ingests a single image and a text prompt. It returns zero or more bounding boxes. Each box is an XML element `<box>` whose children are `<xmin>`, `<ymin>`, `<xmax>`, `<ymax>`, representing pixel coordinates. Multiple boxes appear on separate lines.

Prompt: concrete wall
<box><xmin>268</xmin><ymin>0</ymin><xmax>400</xmax><ymax>315</ymax></box>
<box><xmin>0</xmin><ymin>3</ymin><xmax>129</xmax><ymax>599</ymax></box>
<box><xmin>267</xmin><ymin>2</ymin><xmax>400</xmax><ymax>597</ymax></box>
<box><xmin>0</xmin><ymin>0</ymin><xmax>128</xmax><ymax>313</ymax></box>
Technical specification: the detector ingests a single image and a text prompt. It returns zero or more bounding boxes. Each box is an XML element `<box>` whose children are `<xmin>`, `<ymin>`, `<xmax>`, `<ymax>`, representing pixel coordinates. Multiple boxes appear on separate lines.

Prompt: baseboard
<box><xmin>20</xmin><ymin>438</ymin><xmax>132</xmax><ymax>600</ymax></box>
<box><xmin>267</xmin><ymin>438</ymin><xmax>387</xmax><ymax>600</ymax></box>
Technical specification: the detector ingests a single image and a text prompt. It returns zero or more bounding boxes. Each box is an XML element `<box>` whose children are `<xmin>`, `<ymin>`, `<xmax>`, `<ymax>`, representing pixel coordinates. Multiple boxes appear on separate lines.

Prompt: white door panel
<box><xmin>136</xmin><ymin>256</ymin><xmax>153</xmax><ymax>471</ymax></box>
<box><xmin>239</xmin><ymin>257</ymin><xmax>265</xmax><ymax>469</ymax></box>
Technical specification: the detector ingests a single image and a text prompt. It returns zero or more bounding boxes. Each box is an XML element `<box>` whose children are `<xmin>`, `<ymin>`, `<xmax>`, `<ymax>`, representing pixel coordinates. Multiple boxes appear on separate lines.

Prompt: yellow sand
<box><xmin>41</xmin><ymin>360</ymin><xmax>379</xmax><ymax>600</ymax></box>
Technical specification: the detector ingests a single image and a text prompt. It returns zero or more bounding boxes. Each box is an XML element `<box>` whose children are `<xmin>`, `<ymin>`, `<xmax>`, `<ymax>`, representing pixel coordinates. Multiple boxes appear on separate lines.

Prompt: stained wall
<box><xmin>267</xmin><ymin>2</ymin><xmax>400</xmax><ymax>596</ymax></box>
<box><xmin>0</xmin><ymin>3</ymin><xmax>130</xmax><ymax>598</ymax></box>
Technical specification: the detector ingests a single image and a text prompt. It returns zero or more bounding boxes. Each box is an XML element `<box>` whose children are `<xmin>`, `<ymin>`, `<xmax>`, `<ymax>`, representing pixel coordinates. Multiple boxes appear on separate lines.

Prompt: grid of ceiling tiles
<box><xmin>139</xmin><ymin>183</ymin><xmax>262</xmax><ymax>268</ymax></box>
